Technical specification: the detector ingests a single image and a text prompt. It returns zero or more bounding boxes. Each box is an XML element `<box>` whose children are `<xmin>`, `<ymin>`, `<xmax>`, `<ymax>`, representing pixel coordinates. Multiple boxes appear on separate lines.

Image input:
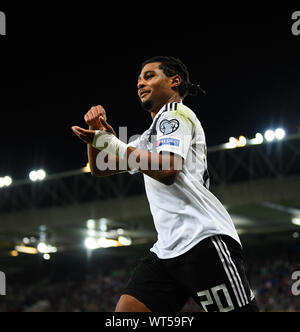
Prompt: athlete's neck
<box><xmin>150</xmin><ymin>95</ymin><xmax>182</xmax><ymax>120</ymax></box>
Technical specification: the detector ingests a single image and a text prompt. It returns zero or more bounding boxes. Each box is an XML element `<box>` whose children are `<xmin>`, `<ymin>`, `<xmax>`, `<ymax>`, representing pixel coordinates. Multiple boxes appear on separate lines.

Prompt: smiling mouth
<box><xmin>140</xmin><ymin>91</ymin><xmax>150</xmax><ymax>99</ymax></box>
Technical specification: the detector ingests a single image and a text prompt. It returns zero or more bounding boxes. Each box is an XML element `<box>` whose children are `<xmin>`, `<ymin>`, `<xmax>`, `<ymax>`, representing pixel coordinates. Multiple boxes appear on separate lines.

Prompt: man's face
<box><xmin>137</xmin><ymin>62</ymin><xmax>176</xmax><ymax>111</ymax></box>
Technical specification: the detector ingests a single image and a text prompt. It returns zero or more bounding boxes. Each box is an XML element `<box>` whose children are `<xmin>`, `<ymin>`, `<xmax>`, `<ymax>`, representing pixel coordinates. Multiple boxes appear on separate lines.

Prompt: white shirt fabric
<box><xmin>128</xmin><ymin>102</ymin><xmax>241</xmax><ymax>259</ymax></box>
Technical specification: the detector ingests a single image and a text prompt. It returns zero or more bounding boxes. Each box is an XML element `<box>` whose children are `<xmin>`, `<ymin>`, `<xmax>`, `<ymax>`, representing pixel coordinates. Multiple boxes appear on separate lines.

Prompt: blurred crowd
<box><xmin>1</xmin><ymin>248</ymin><xmax>299</xmax><ymax>312</ymax></box>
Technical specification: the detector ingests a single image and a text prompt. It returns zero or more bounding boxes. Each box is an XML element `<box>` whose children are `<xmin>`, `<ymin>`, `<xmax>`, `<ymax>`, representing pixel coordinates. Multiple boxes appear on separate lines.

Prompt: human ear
<box><xmin>170</xmin><ymin>75</ymin><xmax>181</xmax><ymax>88</ymax></box>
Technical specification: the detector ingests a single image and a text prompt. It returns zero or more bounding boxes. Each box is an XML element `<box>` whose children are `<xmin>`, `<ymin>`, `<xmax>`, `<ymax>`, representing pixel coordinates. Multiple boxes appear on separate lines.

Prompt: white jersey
<box><xmin>128</xmin><ymin>102</ymin><xmax>241</xmax><ymax>259</ymax></box>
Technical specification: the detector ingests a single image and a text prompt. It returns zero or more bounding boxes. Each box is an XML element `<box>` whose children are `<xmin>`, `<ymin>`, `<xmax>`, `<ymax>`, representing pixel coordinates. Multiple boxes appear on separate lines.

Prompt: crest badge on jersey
<box><xmin>159</xmin><ymin>119</ymin><xmax>179</xmax><ymax>135</ymax></box>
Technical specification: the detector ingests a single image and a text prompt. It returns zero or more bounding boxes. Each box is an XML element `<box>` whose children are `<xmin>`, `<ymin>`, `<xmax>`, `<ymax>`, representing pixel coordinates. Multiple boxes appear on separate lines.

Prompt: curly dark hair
<box><xmin>141</xmin><ymin>56</ymin><xmax>205</xmax><ymax>99</ymax></box>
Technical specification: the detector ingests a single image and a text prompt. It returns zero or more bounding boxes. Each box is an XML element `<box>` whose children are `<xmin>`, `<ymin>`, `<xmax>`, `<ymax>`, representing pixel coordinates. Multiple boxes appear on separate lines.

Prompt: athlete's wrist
<box><xmin>92</xmin><ymin>130</ymin><xmax>128</xmax><ymax>159</ymax></box>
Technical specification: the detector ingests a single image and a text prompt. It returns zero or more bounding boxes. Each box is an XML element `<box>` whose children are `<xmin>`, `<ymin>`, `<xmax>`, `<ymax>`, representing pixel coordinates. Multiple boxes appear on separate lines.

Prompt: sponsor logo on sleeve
<box><xmin>157</xmin><ymin>138</ymin><xmax>180</xmax><ymax>147</ymax></box>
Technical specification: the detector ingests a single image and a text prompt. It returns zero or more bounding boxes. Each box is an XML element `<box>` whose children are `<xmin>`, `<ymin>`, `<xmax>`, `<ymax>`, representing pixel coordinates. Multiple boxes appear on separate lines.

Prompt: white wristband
<box><xmin>92</xmin><ymin>130</ymin><xmax>128</xmax><ymax>159</ymax></box>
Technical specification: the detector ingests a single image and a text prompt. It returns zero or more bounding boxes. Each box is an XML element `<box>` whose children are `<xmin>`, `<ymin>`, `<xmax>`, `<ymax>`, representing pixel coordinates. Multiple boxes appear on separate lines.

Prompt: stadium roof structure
<box><xmin>0</xmin><ymin>134</ymin><xmax>300</xmax><ymax>266</ymax></box>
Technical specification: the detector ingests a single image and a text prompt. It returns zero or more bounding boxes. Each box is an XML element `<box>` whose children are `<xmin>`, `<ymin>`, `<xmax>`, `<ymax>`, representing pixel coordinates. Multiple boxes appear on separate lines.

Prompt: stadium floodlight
<box><xmin>3</xmin><ymin>176</ymin><xmax>12</xmax><ymax>187</ymax></box>
<box><xmin>99</xmin><ymin>218</ymin><xmax>108</xmax><ymax>232</ymax></box>
<box><xmin>264</xmin><ymin>130</ymin><xmax>275</xmax><ymax>142</ymax></box>
<box><xmin>22</xmin><ymin>237</ymin><xmax>30</xmax><ymax>244</ymax></box>
<box><xmin>15</xmin><ymin>245</ymin><xmax>38</xmax><ymax>255</ymax></box>
<box><xmin>292</xmin><ymin>217</ymin><xmax>300</xmax><ymax>227</ymax></box>
<box><xmin>237</xmin><ymin>136</ymin><xmax>247</xmax><ymax>148</ymax></box>
<box><xmin>118</xmin><ymin>236</ymin><xmax>132</xmax><ymax>246</ymax></box>
<box><xmin>225</xmin><ymin>137</ymin><xmax>238</xmax><ymax>149</ymax></box>
<box><xmin>10</xmin><ymin>250</ymin><xmax>19</xmax><ymax>257</ymax></box>
<box><xmin>117</xmin><ymin>228</ymin><xmax>125</xmax><ymax>235</ymax></box>
<box><xmin>254</xmin><ymin>133</ymin><xmax>264</xmax><ymax>145</ymax></box>
<box><xmin>29</xmin><ymin>171</ymin><xmax>38</xmax><ymax>182</ymax></box>
<box><xmin>37</xmin><ymin>242</ymin><xmax>57</xmax><ymax>254</ymax></box>
<box><xmin>98</xmin><ymin>237</ymin><xmax>119</xmax><ymax>248</ymax></box>
<box><xmin>37</xmin><ymin>169</ymin><xmax>46</xmax><ymax>180</ymax></box>
<box><xmin>29</xmin><ymin>169</ymin><xmax>47</xmax><ymax>182</ymax></box>
<box><xmin>87</xmin><ymin>219</ymin><xmax>96</xmax><ymax>230</ymax></box>
<box><xmin>37</xmin><ymin>242</ymin><xmax>48</xmax><ymax>253</ymax></box>
<box><xmin>85</xmin><ymin>237</ymin><xmax>98</xmax><ymax>250</ymax></box>
<box><xmin>0</xmin><ymin>176</ymin><xmax>13</xmax><ymax>188</ymax></box>
<box><xmin>275</xmin><ymin>128</ymin><xmax>286</xmax><ymax>140</ymax></box>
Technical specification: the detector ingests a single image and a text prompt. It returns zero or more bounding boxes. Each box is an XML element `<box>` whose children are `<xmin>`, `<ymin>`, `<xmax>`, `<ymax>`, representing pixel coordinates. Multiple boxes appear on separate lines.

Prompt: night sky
<box><xmin>0</xmin><ymin>3</ymin><xmax>299</xmax><ymax>180</ymax></box>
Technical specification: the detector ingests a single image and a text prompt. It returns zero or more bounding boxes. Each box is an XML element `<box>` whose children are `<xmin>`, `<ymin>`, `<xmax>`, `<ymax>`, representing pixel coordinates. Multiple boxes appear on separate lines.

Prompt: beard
<box><xmin>141</xmin><ymin>99</ymin><xmax>154</xmax><ymax>112</ymax></box>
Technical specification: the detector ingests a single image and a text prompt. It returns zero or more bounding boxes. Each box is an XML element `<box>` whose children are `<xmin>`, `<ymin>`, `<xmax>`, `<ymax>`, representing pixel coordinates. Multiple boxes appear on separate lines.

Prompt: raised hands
<box><xmin>84</xmin><ymin>105</ymin><xmax>107</xmax><ymax>130</ymax></box>
<box><xmin>72</xmin><ymin>105</ymin><xmax>117</xmax><ymax>145</ymax></box>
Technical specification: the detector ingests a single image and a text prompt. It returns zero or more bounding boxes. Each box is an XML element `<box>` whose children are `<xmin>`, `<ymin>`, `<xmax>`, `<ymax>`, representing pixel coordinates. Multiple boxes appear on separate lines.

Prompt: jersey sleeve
<box><xmin>155</xmin><ymin>105</ymin><xmax>193</xmax><ymax>160</ymax></box>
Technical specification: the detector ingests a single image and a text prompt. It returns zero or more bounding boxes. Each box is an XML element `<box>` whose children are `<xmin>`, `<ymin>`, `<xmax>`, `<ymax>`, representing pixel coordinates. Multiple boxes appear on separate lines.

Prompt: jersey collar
<box><xmin>152</xmin><ymin>101</ymin><xmax>183</xmax><ymax>123</ymax></box>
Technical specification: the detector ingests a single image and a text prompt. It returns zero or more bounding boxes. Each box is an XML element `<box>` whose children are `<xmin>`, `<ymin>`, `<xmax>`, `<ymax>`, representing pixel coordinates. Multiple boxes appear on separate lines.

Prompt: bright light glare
<box><xmin>292</xmin><ymin>217</ymin><xmax>300</xmax><ymax>226</ymax></box>
<box><xmin>15</xmin><ymin>245</ymin><xmax>38</xmax><ymax>255</ymax></box>
<box><xmin>0</xmin><ymin>176</ymin><xmax>13</xmax><ymax>188</ymax></box>
<box><xmin>29</xmin><ymin>171</ymin><xmax>38</xmax><ymax>182</ymax></box>
<box><xmin>43</xmin><ymin>254</ymin><xmax>51</xmax><ymax>260</ymax></box>
<box><xmin>3</xmin><ymin>176</ymin><xmax>12</xmax><ymax>186</ymax></box>
<box><xmin>254</xmin><ymin>133</ymin><xmax>264</xmax><ymax>145</ymax></box>
<box><xmin>237</xmin><ymin>136</ymin><xmax>247</xmax><ymax>148</ymax></box>
<box><xmin>37</xmin><ymin>242</ymin><xmax>57</xmax><ymax>254</ymax></box>
<box><xmin>37</xmin><ymin>242</ymin><xmax>48</xmax><ymax>253</ymax></box>
<box><xmin>87</xmin><ymin>219</ymin><xmax>96</xmax><ymax>229</ymax></box>
<box><xmin>225</xmin><ymin>137</ymin><xmax>238</xmax><ymax>149</ymax></box>
<box><xmin>98</xmin><ymin>237</ymin><xmax>119</xmax><ymax>248</ymax></box>
<box><xmin>84</xmin><ymin>237</ymin><xmax>122</xmax><ymax>250</ymax></box>
<box><xmin>99</xmin><ymin>218</ymin><xmax>108</xmax><ymax>232</ymax></box>
<box><xmin>23</xmin><ymin>237</ymin><xmax>30</xmax><ymax>244</ymax></box>
<box><xmin>37</xmin><ymin>169</ymin><xmax>46</xmax><ymax>180</ymax></box>
<box><xmin>117</xmin><ymin>228</ymin><xmax>125</xmax><ymax>235</ymax></box>
<box><xmin>85</xmin><ymin>237</ymin><xmax>98</xmax><ymax>250</ymax></box>
<box><xmin>264</xmin><ymin>130</ymin><xmax>275</xmax><ymax>142</ymax></box>
<box><xmin>118</xmin><ymin>236</ymin><xmax>132</xmax><ymax>246</ymax></box>
<box><xmin>87</xmin><ymin>229</ymin><xmax>97</xmax><ymax>237</ymax></box>
<box><xmin>275</xmin><ymin>128</ymin><xmax>286</xmax><ymax>140</ymax></box>
<box><xmin>10</xmin><ymin>250</ymin><xmax>19</xmax><ymax>257</ymax></box>
<box><xmin>29</xmin><ymin>169</ymin><xmax>46</xmax><ymax>182</ymax></box>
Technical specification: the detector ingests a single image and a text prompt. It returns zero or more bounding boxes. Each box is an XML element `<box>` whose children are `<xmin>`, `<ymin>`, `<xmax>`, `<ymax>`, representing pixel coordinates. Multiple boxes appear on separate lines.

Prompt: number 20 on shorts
<box><xmin>197</xmin><ymin>283</ymin><xmax>234</xmax><ymax>312</ymax></box>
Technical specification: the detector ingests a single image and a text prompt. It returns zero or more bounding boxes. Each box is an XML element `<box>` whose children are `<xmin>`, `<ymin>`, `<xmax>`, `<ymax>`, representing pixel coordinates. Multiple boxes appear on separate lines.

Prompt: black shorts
<box><xmin>122</xmin><ymin>235</ymin><xmax>259</xmax><ymax>312</ymax></box>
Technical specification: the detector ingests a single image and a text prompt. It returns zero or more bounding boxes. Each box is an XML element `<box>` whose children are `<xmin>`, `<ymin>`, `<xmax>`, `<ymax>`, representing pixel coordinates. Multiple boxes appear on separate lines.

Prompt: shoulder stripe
<box><xmin>148</xmin><ymin>105</ymin><xmax>168</xmax><ymax>141</ymax></box>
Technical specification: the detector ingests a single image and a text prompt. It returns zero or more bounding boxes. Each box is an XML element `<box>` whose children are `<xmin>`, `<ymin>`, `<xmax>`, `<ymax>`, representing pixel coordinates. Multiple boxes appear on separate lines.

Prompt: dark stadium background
<box><xmin>0</xmin><ymin>3</ymin><xmax>300</xmax><ymax>312</ymax></box>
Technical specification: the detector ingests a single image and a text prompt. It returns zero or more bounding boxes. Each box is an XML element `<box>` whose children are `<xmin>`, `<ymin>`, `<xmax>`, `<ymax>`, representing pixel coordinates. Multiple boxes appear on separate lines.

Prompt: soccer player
<box><xmin>72</xmin><ymin>56</ymin><xmax>259</xmax><ymax>312</ymax></box>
